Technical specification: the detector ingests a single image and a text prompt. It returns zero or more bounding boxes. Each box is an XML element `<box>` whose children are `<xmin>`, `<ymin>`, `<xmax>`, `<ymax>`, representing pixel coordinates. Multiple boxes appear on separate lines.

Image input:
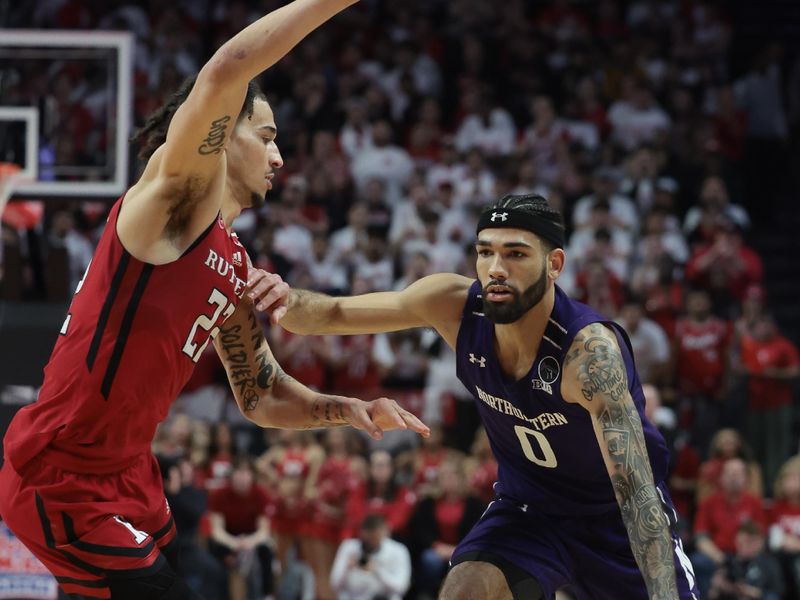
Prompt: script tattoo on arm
<box><xmin>565</xmin><ymin>324</ymin><xmax>678</xmax><ymax>599</ymax></box>
<box><xmin>197</xmin><ymin>115</ymin><xmax>231</xmax><ymax>155</ymax></box>
<box><xmin>218</xmin><ymin>310</ymin><xmax>277</xmax><ymax>413</ymax></box>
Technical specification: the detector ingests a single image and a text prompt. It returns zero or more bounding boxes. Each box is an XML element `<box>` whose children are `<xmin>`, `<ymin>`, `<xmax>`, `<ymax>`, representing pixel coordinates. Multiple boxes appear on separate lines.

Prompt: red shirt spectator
<box><xmin>674</xmin><ymin>290</ymin><xmax>731</xmax><ymax>397</ymax></box>
<box><xmin>685</xmin><ymin>225</ymin><xmax>763</xmax><ymax>302</ymax></box>
<box><xmin>739</xmin><ymin>315</ymin><xmax>800</xmax><ymax>410</ymax></box>
<box><xmin>209</xmin><ymin>468</ymin><xmax>272</xmax><ymax>536</ymax></box>
<box><xmin>345</xmin><ymin>450</ymin><xmax>416</xmax><ymax>538</ymax></box>
<box><xmin>694</xmin><ymin>459</ymin><xmax>766</xmax><ymax>555</ymax></box>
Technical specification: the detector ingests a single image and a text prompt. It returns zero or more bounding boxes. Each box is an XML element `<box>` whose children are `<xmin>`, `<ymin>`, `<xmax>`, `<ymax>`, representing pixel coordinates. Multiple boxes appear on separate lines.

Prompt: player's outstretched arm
<box><xmin>122</xmin><ymin>0</ymin><xmax>359</xmax><ymax>249</ymax></box>
<box><xmin>278</xmin><ymin>272</ymin><xmax>472</xmax><ymax>349</ymax></box>
<box><xmin>212</xmin><ymin>302</ymin><xmax>429</xmax><ymax>439</ymax></box>
<box><xmin>561</xmin><ymin>323</ymin><xmax>679</xmax><ymax>600</ymax></box>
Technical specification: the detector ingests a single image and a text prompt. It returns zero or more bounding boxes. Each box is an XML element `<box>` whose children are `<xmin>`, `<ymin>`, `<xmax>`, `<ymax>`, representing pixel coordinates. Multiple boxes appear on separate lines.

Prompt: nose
<box><xmin>487</xmin><ymin>256</ymin><xmax>508</xmax><ymax>281</ymax></box>
<box><xmin>269</xmin><ymin>143</ymin><xmax>283</xmax><ymax>170</ymax></box>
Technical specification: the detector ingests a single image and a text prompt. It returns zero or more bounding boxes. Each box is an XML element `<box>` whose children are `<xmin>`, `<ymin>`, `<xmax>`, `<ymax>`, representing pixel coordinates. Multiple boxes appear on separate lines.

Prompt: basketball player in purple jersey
<box><xmin>268</xmin><ymin>194</ymin><xmax>698</xmax><ymax>599</ymax></box>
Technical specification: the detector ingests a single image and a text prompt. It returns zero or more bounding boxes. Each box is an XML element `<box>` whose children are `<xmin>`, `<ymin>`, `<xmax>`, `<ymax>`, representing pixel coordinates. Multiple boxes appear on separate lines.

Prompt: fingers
<box><xmin>347</xmin><ymin>401</ymin><xmax>384</xmax><ymax>440</ymax></box>
<box><xmin>245</xmin><ymin>270</ymin><xmax>290</xmax><ymax>313</ymax></box>
<box><xmin>270</xmin><ymin>305</ymin><xmax>288</xmax><ymax>325</ymax></box>
<box><xmin>399</xmin><ymin>409</ymin><xmax>430</xmax><ymax>437</ymax></box>
<box><xmin>255</xmin><ymin>280</ymin><xmax>289</xmax><ymax>312</ymax></box>
<box><xmin>370</xmin><ymin>398</ymin><xmax>430</xmax><ymax>437</ymax></box>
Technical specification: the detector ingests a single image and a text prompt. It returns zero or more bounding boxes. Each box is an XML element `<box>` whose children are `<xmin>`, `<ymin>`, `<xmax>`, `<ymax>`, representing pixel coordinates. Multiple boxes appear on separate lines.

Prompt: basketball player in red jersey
<box><xmin>0</xmin><ymin>2</ymin><xmax>427</xmax><ymax>598</ymax></box>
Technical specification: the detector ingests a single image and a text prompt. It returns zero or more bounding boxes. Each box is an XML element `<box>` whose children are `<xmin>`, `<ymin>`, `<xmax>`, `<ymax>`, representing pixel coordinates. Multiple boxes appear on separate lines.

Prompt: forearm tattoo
<box><xmin>309</xmin><ymin>396</ymin><xmax>349</xmax><ymax>428</ymax></box>
<box><xmin>218</xmin><ymin>311</ymin><xmax>276</xmax><ymax>413</ymax></box>
<box><xmin>197</xmin><ymin>115</ymin><xmax>231</xmax><ymax>155</ymax></box>
<box><xmin>566</xmin><ymin>324</ymin><xmax>678</xmax><ymax>598</ymax></box>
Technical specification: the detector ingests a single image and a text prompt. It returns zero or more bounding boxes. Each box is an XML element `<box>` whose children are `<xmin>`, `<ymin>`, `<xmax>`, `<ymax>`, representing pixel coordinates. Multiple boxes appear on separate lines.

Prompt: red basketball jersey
<box><xmin>3</xmin><ymin>197</ymin><xmax>248</xmax><ymax>474</ymax></box>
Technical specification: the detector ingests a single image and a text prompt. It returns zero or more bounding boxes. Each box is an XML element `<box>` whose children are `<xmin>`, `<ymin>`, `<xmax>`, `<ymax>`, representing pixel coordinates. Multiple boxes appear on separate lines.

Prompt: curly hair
<box><xmin>130</xmin><ymin>75</ymin><xmax>266</xmax><ymax>161</ymax></box>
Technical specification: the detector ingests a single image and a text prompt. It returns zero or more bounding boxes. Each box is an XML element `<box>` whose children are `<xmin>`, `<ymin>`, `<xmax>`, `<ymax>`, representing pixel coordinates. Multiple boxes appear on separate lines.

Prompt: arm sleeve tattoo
<box><xmin>565</xmin><ymin>324</ymin><xmax>679</xmax><ymax>599</ymax></box>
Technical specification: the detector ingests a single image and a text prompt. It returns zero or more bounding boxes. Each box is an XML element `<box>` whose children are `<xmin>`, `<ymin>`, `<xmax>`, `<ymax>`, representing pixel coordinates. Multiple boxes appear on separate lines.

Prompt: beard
<box><xmin>482</xmin><ymin>262</ymin><xmax>548</xmax><ymax>324</ymax></box>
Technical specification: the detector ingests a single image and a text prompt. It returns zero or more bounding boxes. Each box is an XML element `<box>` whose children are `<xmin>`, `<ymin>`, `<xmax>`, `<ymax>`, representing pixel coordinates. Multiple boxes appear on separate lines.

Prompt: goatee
<box><xmin>483</xmin><ymin>264</ymin><xmax>548</xmax><ymax>324</ymax></box>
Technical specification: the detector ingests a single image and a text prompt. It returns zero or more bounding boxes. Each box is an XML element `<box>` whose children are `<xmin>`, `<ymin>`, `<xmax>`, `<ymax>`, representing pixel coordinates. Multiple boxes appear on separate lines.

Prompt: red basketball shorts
<box><xmin>0</xmin><ymin>452</ymin><xmax>176</xmax><ymax>599</ymax></box>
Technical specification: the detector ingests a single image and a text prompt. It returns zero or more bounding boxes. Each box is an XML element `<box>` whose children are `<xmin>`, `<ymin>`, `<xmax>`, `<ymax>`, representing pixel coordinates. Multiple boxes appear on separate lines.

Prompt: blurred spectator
<box><xmin>329</xmin><ymin>329</ymin><xmax>395</xmax><ymax>399</ymax></box>
<box><xmin>204</xmin><ymin>422</ymin><xmax>235</xmax><ymax>491</ymax></box>
<box><xmin>257</xmin><ymin>430</ymin><xmax>324</xmax><ymax>592</ymax></box>
<box><xmin>708</xmin><ymin>521</ymin><xmax>784</xmax><ymax>600</ymax></box>
<box><xmin>162</xmin><ymin>456</ymin><xmax>226</xmax><ymax>598</ymax></box>
<box><xmin>509</xmin><ymin>159</ymin><xmax>549</xmax><ymax>198</ymax></box>
<box><xmin>351</xmin><ymin>120</ymin><xmax>414</xmax><ymax>204</ymax></box>
<box><xmin>568</xmin><ymin>200</ymin><xmax>633</xmax><ymax>280</ymax></box>
<box><xmin>519</xmin><ymin>95</ymin><xmax>569</xmax><ymax>187</ymax></box>
<box><xmin>209</xmin><ymin>457</ymin><xmax>274</xmax><ymax>600</ymax></box>
<box><xmin>683</xmin><ymin>176</ymin><xmax>750</xmax><ymax>245</ymax></box>
<box><xmin>734</xmin><ymin>284</ymin><xmax>768</xmax><ymax>341</ymax></box>
<box><xmin>269</xmin><ymin>326</ymin><xmax>334</xmax><ymax>392</ymax></box>
<box><xmin>329</xmin><ymin>202</ymin><xmax>369</xmax><ymax>264</ymax></box>
<box><xmin>634</xmin><ymin>208</ymin><xmax>689</xmax><ymax>267</ymax></box>
<box><xmin>454</xmin><ymin>90</ymin><xmax>516</xmax><ymax>157</ymax></box>
<box><xmin>739</xmin><ymin>314</ymin><xmax>800</xmax><ymax>487</ymax></box>
<box><xmin>303</xmin><ymin>230</ymin><xmax>350</xmax><ymax>293</ymax></box>
<box><xmin>693</xmin><ymin>458</ymin><xmax>768</xmax><ymax>598</ymax></box>
<box><xmin>643</xmin><ymin>383</ymin><xmax>677</xmax><ymax>452</ymax></box>
<box><xmin>616</xmin><ymin>299</ymin><xmax>671</xmax><ymax>385</ymax></box>
<box><xmin>304</xmin><ymin>429</ymin><xmax>366</xmax><ymax>600</ymax></box>
<box><xmin>631</xmin><ymin>256</ymin><xmax>684</xmax><ymax>339</ymax></box>
<box><xmin>573</xmin><ymin>257</ymin><xmax>626</xmax><ymax>318</ymax></box>
<box><xmin>345</xmin><ymin>450</ymin><xmax>417</xmax><ymax>539</ymax></box>
<box><xmin>736</xmin><ymin>45</ymin><xmax>789</xmax><ymax>219</ymax></box>
<box><xmin>618</xmin><ymin>145</ymin><xmax>675</xmax><ymax>215</ymax></box>
<box><xmin>393</xmin><ymin>251</ymin><xmax>431</xmax><ymax>291</ymax></box>
<box><xmin>697</xmin><ymin>429</ymin><xmax>764</xmax><ymax>503</ymax></box>
<box><xmin>673</xmin><ymin>289</ymin><xmax>733</xmax><ymax>449</ymax></box>
<box><xmin>770</xmin><ymin>456</ymin><xmax>800</xmax><ymax>600</ymax></box>
<box><xmin>571</xmin><ymin>168</ymin><xmax>638</xmax><ymax>235</ymax></box>
<box><xmin>330</xmin><ymin>514</ymin><xmax>412</xmax><ymax>600</ymax></box>
<box><xmin>685</xmin><ymin>218</ymin><xmax>764</xmax><ymax>313</ymax></box>
<box><xmin>339</xmin><ymin>98</ymin><xmax>373</xmax><ymax>160</ymax></box>
<box><xmin>408</xmin><ymin>459</ymin><xmax>484</xmax><ymax>599</ymax></box>
<box><xmin>46</xmin><ymin>209</ymin><xmax>93</xmax><ymax>293</ymax></box>
<box><xmin>382</xmin><ymin>330</ymin><xmax>429</xmax><ymax>391</ymax></box>
<box><xmin>425</xmin><ymin>136</ymin><xmax>464</xmax><ymax>191</ymax></box>
<box><xmin>453</xmin><ymin>149</ymin><xmax>495</xmax><ymax>209</ymax></box>
<box><xmin>412</xmin><ymin>425</ymin><xmax>462</xmax><ymax>497</ymax></box>
<box><xmin>463</xmin><ymin>426</ymin><xmax>498</xmax><ymax>505</ymax></box>
<box><xmin>607</xmin><ymin>78</ymin><xmax>671</xmax><ymax>151</ymax></box>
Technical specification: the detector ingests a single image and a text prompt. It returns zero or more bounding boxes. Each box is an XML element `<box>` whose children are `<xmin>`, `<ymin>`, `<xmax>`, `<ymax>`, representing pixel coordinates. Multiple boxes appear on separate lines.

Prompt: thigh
<box><xmin>440</xmin><ymin>561</ymin><xmax>514</xmax><ymax>600</ymax></box>
<box><xmin>451</xmin><ymin>498</ymin><xmax>569</xmax><ymax>598</ymax></box>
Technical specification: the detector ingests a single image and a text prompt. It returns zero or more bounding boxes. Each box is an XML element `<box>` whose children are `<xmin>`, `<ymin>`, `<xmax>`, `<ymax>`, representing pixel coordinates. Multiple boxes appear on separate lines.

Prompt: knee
<box><xmin>439</xmin><ymin>562</ymin><xmax>510</xmax><ymax>600</ymax></box>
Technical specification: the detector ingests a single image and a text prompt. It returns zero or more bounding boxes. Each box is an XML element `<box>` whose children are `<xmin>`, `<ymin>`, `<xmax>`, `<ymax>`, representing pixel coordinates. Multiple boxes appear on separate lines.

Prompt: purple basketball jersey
<box><xmin>455</xmin><ymin>282</ymin><xmax>670</xmax><ymax>516</ymax></box>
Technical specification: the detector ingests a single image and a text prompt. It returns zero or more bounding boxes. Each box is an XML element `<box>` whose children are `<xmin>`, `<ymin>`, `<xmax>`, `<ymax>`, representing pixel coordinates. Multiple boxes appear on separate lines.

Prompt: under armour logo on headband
<box><xmin>490</xmin><ymin>212</ymin><xmax>508</xmax><ymax>222</ymax></box>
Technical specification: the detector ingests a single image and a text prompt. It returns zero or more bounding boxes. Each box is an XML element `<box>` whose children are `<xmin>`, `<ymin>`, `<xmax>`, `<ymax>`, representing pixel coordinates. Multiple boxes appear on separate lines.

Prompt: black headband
<box><xmin>477</xmin><ymin>208</ymin><xmax>565</xmax><ymax>249</ymax></box>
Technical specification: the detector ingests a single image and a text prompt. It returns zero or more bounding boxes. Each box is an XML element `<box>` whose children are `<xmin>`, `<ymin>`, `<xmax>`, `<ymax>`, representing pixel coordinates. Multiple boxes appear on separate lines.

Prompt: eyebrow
<box><xmin>475</xmin><ymin>240</ymin><xmax>534</xmax><ymax>249</ymax></box>
<box><xmin>258</xmin><ymin>125</ymin><xmax>277</xmax><ymax>135</ymax></box>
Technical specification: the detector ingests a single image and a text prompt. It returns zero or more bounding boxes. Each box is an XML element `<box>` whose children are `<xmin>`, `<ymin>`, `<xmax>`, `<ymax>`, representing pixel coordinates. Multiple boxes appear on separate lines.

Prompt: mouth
<box><xmin>485</xmin><ymin>284</ymin><xmax>515</xmax><ymax>302</ymax></box>
<box><xmin>265</xmin><ymin>174</ymin><xmax>274</xmax><ymax>191</ymax></box>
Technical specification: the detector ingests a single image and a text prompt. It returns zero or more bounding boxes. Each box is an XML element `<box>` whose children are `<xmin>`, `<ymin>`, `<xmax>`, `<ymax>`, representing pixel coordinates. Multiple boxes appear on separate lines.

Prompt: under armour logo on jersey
<box><xmin>490</xmin><ymin>212</ymin><xmax>508</xmax><ymax>222</ymax></box>
<box><xmin>520</xmin><ymin>504</ymin><xmax>528</xmax><ymax>513</ymax></box>
<box><xmin>469</xmin><ymin>353</ymin><xmax>487</xmax><ymax>367</ymax></box>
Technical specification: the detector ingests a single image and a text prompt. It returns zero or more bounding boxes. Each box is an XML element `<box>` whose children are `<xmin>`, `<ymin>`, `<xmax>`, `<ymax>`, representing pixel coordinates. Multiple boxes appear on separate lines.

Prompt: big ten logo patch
<box><xmin>532</xmin><ymin>356</ymin><xmax>560</xmax><ymax>395</ymax></box>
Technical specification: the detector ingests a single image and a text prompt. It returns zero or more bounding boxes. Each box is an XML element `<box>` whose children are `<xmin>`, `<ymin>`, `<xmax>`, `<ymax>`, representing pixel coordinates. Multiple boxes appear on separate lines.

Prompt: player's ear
<box><xmin>548</xmin><ymin>248</ymin><xmax>565</xmax><ymax>280</ymax></box>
